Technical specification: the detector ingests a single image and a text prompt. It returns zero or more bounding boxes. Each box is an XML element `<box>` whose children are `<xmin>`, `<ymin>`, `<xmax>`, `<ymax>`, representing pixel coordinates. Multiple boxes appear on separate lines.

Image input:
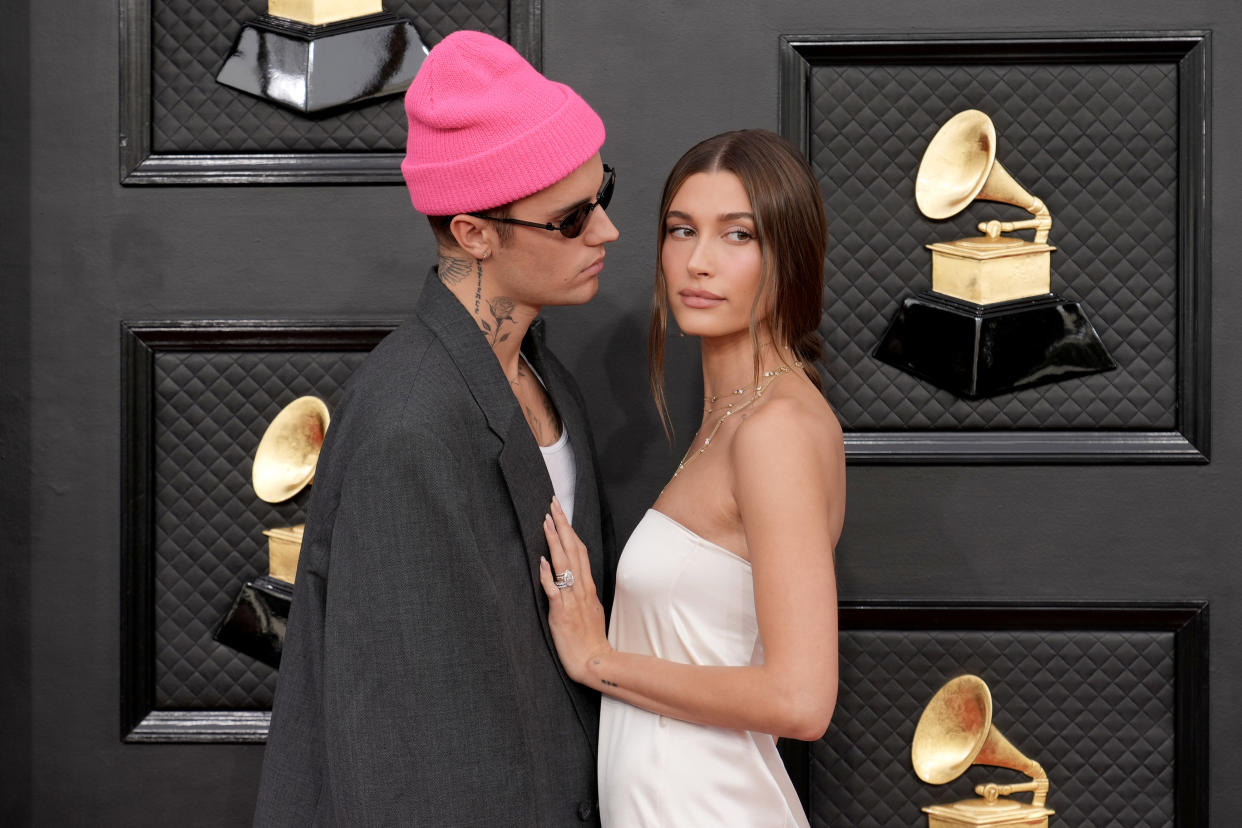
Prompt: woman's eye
<box><xmin>726</xmin><ymin>229</ymin><xmax>754</xmax><ymax>242</ymax></box>
<box><xmin>667</xmin><ymin>226</ymin><xmax>694</xmax><ymax>239</ymax></box>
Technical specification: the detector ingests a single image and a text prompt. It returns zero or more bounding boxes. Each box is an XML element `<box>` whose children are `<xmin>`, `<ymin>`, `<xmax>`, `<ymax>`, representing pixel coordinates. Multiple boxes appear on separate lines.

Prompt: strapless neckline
<box><xmin>646</xmin><ymin>509</ymin><xmax>749</xmax><ymax>566</ymax></box>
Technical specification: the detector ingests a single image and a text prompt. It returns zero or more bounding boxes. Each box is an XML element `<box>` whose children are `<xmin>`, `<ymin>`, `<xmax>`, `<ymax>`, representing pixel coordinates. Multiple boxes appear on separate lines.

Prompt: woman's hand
<box><xmin>537</xmin><ymin>497</ymin><xmax>612</xmax><ymax>685</ymax></box>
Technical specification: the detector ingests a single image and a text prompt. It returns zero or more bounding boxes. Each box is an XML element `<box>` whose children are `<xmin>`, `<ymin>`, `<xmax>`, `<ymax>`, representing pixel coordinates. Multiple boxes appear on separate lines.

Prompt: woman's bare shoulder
<box><xmin>728</xmin><ymin>381</ymin><xmax>846</xmax><ymax>546</ymax></box>
<box><xmin>731</xmin><ymin>382</ymin><xmax>842</xmax><ymax>458</ymax></box>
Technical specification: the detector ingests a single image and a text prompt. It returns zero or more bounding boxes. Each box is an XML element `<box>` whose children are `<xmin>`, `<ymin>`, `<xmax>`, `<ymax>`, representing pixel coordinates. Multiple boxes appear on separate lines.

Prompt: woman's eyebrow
<box><xmin>664</xmin><ymin>210</ymin><xmax>755</xmax><ymax>222</ymax></box>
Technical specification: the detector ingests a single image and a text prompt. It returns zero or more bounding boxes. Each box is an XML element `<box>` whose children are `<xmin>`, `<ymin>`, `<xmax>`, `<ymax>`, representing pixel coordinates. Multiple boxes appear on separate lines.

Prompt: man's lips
<box><xmin>679</xmin><ymin>289</ymin><xmax>723</xmax><ymax>308</ymax></box>
<box><xmin>581</xmin><ymin>255</ymin><xmax>605</xmax><ymax>276</ymax></box>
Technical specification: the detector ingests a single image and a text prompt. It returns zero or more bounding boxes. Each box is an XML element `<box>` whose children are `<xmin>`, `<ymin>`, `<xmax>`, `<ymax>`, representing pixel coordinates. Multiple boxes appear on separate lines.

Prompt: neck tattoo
<box><xmin>473</xmin><ymin>258</ymin><xmax>483</xmax><ymax>314</ymax></box>
<box><xmin>478</xmin><ymin>294</ymin><xmax>517</xmax><ymax>347</ymax></box>
<box><xmin>438</xmin><ymin>254</ymin><xmax>470</xmax><ymax>286</ymax></box>
<box><xmin>509</xmin><ymin>360</ymin><xmax>526</xmax><ymax>389</ymax></box>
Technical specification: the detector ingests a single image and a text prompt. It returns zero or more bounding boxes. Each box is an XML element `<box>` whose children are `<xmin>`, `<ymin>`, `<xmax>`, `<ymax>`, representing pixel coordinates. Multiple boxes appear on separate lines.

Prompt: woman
<box><xmin>539</xmin><ymin>129</ymin><xmax>844</xmax><ymax>826</ymax></box>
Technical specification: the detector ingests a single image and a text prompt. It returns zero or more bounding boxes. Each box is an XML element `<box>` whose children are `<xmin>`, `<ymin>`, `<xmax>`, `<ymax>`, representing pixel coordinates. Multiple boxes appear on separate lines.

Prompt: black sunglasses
<box><xmin>467</xmin><ymin>165</ymin><xmax>615</xmax><ymax>239</ymax></box>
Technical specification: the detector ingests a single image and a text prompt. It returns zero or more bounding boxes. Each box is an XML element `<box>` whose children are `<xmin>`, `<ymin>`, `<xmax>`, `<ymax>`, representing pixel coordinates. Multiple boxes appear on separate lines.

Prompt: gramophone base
<box><xmin>263</xmin><ymin>524</ymin><xmax>305</xmax><ymax>584</ymax></box>
<box><xmin>216</xmin><ymin>12</ymin><xmax>426</xmax><ymax>113</ymax></box>
<box><xmin>924</xmin><ymin>798</ymin><xmax>1054</xmax><ymax>827</ymax></box>
<box><xmin>873</xmin><ymin>291</ymin><xmax>1116</xmax><ymax>398</ymax></box>
<box><xmin>928</xmin><ymin>239</ymin><xmax>1054</xmax><ymax>305</ymax></box>
<box><xmin>214</xmin><ymin>574</ymin><xmax>294</xmax><ymax>668</ymax></box>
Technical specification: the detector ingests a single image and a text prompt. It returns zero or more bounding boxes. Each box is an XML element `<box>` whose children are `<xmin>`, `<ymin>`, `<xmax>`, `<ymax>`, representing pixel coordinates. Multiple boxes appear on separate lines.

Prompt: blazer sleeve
<box><xmin>257</xmin><ymin>421</ymin><xmax>541</xmax><ymax>826</ymax></box>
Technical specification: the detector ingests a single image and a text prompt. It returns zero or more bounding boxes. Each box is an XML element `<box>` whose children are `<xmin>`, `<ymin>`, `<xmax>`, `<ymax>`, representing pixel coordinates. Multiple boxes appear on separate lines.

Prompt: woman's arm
<box><xmin>538</xmin><ymin>397</ymin><xmax>843</xmax><ymax>740</ymax></box>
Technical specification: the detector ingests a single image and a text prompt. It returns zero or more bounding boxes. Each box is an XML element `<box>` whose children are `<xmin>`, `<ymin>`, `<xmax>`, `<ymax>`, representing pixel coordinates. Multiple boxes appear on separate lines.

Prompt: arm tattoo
<box><xmin>593</xmin><ymin>659</ymin><xmax>619</xmax><ymax>688</ymax></box>
<box><xmin>438</xmin><ymin>254</ymin><xmax>470</xmax><ymax>285</ymax></box>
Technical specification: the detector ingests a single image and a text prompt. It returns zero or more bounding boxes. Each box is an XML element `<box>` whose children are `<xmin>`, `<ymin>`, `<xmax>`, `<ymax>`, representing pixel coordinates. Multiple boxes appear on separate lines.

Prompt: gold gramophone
<box><xmin>216</xmin><ymin>0</ymin><xmax>428</xmax><ymax>113</ymax></box>
<box><xmin>917</xmin><ymin>110</ymin><xmax>1054</xmax><ymax>306</ymax></box>
<box><xmin>214</xmin><ymin>396</ymin><xmax>329</xmax><ymax>668</ymax></box>
<box><xmin>874</xmin><ymin>110</ymin><xmax>1115</xmax><ymax>398</ymax></box>
<box><xmin>912</xmin><ymin>675</ymin><xmax>1054</xmax><ymax>828</ymax></box>
<box><xmin>251</xmin><ymin>394</ymin><xmax>330</xmax><ymax>582</ymax></box>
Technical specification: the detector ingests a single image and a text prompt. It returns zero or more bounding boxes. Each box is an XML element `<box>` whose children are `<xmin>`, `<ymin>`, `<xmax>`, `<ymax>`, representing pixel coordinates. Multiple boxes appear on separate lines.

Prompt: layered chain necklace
<box><xmin>671</xmin><ymin>361</ymin><xmax>801</xmax><ymax>480</ymax></box>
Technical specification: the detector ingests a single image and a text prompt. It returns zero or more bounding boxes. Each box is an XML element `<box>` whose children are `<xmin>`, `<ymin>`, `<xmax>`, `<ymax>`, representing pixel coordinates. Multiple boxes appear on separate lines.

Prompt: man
<box><xmin>254</xmin><ymin>30</ymin><xmax>619</xmax><ymax>826</ymax></box>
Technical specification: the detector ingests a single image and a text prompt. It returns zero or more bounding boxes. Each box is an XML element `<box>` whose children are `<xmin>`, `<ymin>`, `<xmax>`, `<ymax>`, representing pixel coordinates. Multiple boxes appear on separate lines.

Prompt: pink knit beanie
<box><xmin>401</xmin><ymin>30</ymin><xmax>606</xmax><ymax>215</ymax></box>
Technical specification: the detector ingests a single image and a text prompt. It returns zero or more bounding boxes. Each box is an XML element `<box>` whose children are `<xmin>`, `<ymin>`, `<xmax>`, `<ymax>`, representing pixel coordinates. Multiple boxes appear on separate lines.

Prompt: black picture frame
<box><xmin>778</xmin><ymin>601</ymin><xmax>1209</xmax><ymax>828</ymax></box>
<box><xmin>779</xmin><ymin>32</ymin><xmax>1211</xmax><ymax>464</ymax></box>
<box><xmin>118</xmin><ymin>0</ymin><xmax>542</xmax><ymax>184</ymax></box>
<box><xmin>120</xmin><ymin>320</ymin><xmax>394</xmax><ymax>742</ymax></box>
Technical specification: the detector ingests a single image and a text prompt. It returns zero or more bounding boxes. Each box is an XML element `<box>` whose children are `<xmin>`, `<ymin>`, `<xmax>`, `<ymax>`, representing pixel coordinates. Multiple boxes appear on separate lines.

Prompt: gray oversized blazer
<box><xmin>254</xmin><ymin>269</ymin><xmax>615</xmax><ymax>827</ymax></box>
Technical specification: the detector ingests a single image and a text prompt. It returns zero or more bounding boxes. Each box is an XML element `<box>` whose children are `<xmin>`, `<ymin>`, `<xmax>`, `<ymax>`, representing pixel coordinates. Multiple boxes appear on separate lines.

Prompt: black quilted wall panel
<box><xmin>810</xmin><ymin>629</ymin><xmax>1174</xmax><ymax>828</ymax></box>
<box><xmin>810</xmin><ymin>62</ymin><xmax>1178</xmax><ymax>430</ymax></box>
<box><xmin>152</xmin><ymin>350</ymin><xmax>367</xmax><ymax>708</ymax></box>
<box><xmin>151</xmin><ymin>0</ymin><xmax>507</xmax><ymax>153</ymax></box>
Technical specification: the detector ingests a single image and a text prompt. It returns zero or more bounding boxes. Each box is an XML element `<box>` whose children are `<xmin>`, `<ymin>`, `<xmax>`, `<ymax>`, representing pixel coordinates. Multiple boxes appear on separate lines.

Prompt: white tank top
<box><xmin>539</xmin><ymin>426</ymin><xmax>575</xmax><ymax>524</ymax></box>
<box><xmin>524</xmin><ymin>355</ymin><xmax>576</xmax><ymax>523</ymax></box>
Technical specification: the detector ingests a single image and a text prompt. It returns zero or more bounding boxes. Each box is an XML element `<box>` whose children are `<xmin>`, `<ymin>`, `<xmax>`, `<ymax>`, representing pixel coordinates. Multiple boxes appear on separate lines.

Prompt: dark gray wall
<box><xmin>6</xmin><ymin>0</ymin><xmax>1241</xmax><ymax>824</ymax></box>
<box><xmin>2</xmin><ymin>0</ymin><xmax>32</xmax><ymax>822</ymax></box>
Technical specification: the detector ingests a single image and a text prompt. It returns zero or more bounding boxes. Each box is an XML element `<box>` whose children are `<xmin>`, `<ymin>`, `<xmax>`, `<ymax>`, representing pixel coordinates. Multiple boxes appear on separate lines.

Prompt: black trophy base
<box><xmin>873</xmin><ymin>291</ymin><xmax>1116</xmax><ymax>399</ymax></box>
<box><xmin>214</xmin><ymin>574</ymin><xmax>294</xmax><ymax>668</ymax></box>
<box><xmin>216</xmin><ymin>12</ymin><xmax>427</xmax><ymax>114</ymax></box>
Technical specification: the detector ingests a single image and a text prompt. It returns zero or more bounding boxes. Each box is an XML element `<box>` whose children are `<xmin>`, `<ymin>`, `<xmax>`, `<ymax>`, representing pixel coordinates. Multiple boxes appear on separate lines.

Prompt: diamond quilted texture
<box><xmin>151</xmin><ymin>0</ymin><xmax>508</xmax><ymax>153</ymax></box>
<box><xmin>809</xmin><ymin>630</ymin><xmax>1174</xmax><ymax>828</ymax></box>
<box><xmin>809</xmin><ymin>62</ymin><xmax>1178</xmax><ymax>429</ymax></box>
<box><xmin>153</xmin><ymin>350</ymin><xmax>368</xmax><ymax>708</ymax></box>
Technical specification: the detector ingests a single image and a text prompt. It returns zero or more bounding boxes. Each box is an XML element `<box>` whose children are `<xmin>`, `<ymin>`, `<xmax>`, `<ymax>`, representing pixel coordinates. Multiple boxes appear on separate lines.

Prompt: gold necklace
<box><xmin>702</xmin><ymin>363</ymin><xmax>800</xmax><ymax>415</ymax></box>
<box><xmin>673</xmin><ymin>362</ymin><xmax>800</xmax><ymax>480</ymax></box>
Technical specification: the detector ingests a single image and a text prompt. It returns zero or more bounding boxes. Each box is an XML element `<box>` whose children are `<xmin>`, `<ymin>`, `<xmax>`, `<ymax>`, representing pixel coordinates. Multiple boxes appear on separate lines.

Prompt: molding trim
<box><xmin>779</xmin><ymin>600</ymin><xmax>1209</xmax><ymax>827</ymax></box>
<box><xmin>120</xmin><ymin>320</ymin><xmax>395</xmax><ymax>742</ymax></box>
<box><xmin>779</xmin><ymin>32</ymin><xmax>1211</xmax><ymax>464</ymax></box>
<box><xmin>119</xmin><ymin>1</ymin><xmax>543</xmax><ymax>185</ymax></box>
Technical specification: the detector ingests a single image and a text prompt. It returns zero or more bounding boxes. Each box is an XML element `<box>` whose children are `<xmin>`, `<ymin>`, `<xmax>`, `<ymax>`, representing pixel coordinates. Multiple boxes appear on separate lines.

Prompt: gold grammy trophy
<box><xmin>874</xmin><ymin>110</ymin><xmax>1114</xmax><ymax>398</ymax></box>
<box><xmin>251</xmin><ymin>395</ymin><xmax>331</xmax><ymax>583</ymax></box>
<box><xmin>216</xmin><ymin>0</ymin><xmax>428</xmax><ymax>113</ymax></box>
<box><xmin>214</xmin><ymin>396</ymin><xmax>330</xmax><ymax>668</ymax></box>
<box><xmin>912</xmin><ymin>675</ymin><xmax>1054</xmax><ymax>828</ymax></box>
<box><xmin>918</xmin><ymin>109</ymin><xmax>1054</xmax><ymax>306</ymax></box>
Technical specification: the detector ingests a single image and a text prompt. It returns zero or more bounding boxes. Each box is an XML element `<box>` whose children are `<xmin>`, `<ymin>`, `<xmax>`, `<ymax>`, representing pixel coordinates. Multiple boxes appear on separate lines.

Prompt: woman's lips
<box><xmin>679</xmin><ymin>289</ymin><xmax>724</xmax><ymax>309</ymax></box>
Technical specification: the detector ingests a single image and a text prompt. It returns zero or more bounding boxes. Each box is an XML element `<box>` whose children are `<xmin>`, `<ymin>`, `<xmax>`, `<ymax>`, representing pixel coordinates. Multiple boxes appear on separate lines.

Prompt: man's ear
<box><xmin>449</xmin><ymin>214</ymin><xmax>495</xmax><ymax>260</ymax></box>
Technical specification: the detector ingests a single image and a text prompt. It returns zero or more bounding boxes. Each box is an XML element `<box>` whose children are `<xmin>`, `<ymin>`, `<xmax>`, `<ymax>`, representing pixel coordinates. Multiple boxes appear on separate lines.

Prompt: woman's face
<box><xmin>661</xmin><ymin>170</ymin><xmax>765</xmax><ymax>341</ymax></box>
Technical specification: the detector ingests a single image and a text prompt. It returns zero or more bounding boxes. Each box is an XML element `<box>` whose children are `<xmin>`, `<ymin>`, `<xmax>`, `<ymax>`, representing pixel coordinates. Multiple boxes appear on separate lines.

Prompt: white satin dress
<box><xmin>598</xmin><ymin>509</ymin><xmax>810</xmax><ymax>827</ymax></box>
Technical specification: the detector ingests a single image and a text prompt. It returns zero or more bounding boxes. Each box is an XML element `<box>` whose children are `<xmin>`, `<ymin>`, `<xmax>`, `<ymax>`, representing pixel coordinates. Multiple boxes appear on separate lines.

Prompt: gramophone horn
<box><xmin>912</xmin><ymin>674</ymin><xmax>994</xmax><ymax>784</ymax></box>
<box><xmin>911</xmin><ymin>675</ymin><xmax>1049</xmax><ymax>807</ymax></box>
<box><xmin>915</xmin><ymin>110</ymin><xmax>1051</xmax><ymax>243</ymax></box>
<box><xmin>252</xmin><ymin>396</ymin><xmax>330</xmax><ymax>503</ymax></box>
<box><xmin>916</xmin><ymin>110</ymin><xmax>998</xmax><ymax>219</ymax></box>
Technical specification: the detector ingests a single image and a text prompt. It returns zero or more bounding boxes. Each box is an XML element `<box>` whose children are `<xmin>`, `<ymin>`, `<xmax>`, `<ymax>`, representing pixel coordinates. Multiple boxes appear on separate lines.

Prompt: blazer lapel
<box><xmin>416</xmin><ymin>269</ymin><xmax>526</xmax><ymax>443</ymax></box>
<box><xmin>418</xmin><ymin>271</ymin><xmax>600</xmax><ymax>752</ymax></box>
<box><xmin>522</xmin><ymin>324</ymin><xmax>604</xmax><ymax>579</ymax></box>
<box><xmin>417</xmin><ymin>270</ymin><xmax>557</xmax><ymax>572</ymax></box>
